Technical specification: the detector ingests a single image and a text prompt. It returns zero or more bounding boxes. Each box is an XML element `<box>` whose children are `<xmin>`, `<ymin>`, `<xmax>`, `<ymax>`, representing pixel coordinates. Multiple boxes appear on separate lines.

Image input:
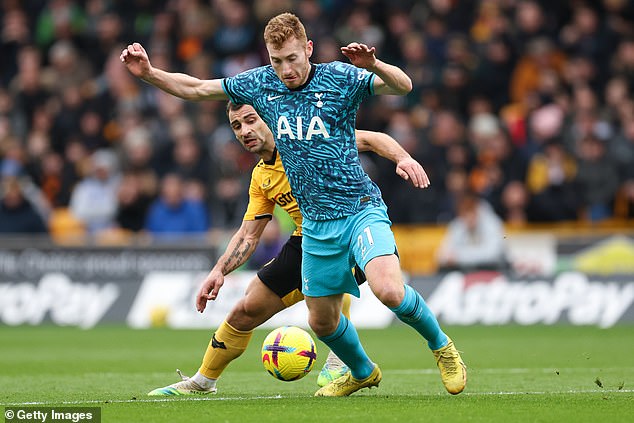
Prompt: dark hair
<box><xmin>226</xmin><ymin>101</ymin><xmax>246</xmax><ymax>117</ymax></box>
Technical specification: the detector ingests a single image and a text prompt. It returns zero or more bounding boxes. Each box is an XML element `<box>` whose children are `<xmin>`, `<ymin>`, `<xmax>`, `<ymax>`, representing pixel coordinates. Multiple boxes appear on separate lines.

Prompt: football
<box><xmin>261</xmin><ymin>326</ymin><xmax>317</xmax><ymax>381</ymax></box>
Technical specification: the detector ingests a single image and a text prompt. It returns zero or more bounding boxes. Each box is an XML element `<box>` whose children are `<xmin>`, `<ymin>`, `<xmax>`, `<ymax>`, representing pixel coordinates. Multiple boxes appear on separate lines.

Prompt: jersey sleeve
<box><xmin>337</xmin><ymin>62</ymin><xmax>376</xmax><ymax>106</ymax></box>
<box><xmin>243</xmin><ymin>168</ymin><xmax>275</xmax><ymax>221</ymax></box>
<box><xmin>221</xmin><ymin>67</ymin><xmax>263</xmax><ymax>105</ymax></box>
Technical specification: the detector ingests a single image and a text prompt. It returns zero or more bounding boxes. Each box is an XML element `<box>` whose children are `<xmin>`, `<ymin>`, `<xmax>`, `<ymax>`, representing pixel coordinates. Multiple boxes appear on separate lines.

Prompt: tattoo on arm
<box><xmin>221</xmin><ymin>237</ymin><xmax>253</xmax><ymax>274</ymax></box>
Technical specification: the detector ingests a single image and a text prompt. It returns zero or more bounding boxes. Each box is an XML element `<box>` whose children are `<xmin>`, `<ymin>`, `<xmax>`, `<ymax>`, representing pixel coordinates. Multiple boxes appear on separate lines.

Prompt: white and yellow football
<box><xmin>261</xmin><ymin>326</ymin><xmax>317</xmax><ymax>381</ymax></box>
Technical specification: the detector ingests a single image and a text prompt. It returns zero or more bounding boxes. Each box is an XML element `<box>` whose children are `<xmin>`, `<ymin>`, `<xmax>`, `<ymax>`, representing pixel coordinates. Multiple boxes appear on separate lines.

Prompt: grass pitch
<box><xmin>1</xmin><ymin>324</ymin><xmax>632</xmax><ymax>422</ymax></box>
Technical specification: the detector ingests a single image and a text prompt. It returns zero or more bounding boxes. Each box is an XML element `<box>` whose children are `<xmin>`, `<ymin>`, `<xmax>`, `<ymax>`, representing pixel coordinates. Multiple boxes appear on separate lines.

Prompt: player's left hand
<box><xmin>396</xmin><ymin>157</ymin><xmax>430</xmax><ymax>189</ymax></box>
<box><xmin>341</xmin><ymin>43</ymin><xmax>377</xmax><ymax>69</ymax></box>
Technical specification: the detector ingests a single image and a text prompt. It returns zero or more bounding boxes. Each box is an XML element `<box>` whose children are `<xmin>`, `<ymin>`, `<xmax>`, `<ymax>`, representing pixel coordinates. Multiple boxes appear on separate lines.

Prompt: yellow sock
<box><xmin>199</xmin><ymin>320</ymin><xmax>253</xmax><ymax>379</ymax></box>
<box><xmin>342</xmin><ymin>293</ymin><xmax>352</xmax><ymax>319</ymax></box>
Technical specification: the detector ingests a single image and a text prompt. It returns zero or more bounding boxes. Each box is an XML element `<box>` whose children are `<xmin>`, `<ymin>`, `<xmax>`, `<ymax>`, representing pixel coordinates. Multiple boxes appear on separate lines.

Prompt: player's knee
<box><xmin>308</xmin><ymin>313</ymin><xmax>338</xmax><ymax>337</ymax></box>
<box><xmin>226</xmin><ymin>302</ymin><xmax>259</xmax><ymax>331</ymax></box>
<box><xmin>371</xmin><ymin>281</ymin><xmax>405</xmax><ymax>308</ymax></box>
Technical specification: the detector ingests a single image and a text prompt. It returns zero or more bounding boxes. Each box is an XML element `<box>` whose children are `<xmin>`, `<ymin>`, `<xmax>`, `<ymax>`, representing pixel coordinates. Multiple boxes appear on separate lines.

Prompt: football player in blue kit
<box><xmin>121</xmin><ymin>12</ymin><xmax>466</xmax><ymax>396</ymax></box>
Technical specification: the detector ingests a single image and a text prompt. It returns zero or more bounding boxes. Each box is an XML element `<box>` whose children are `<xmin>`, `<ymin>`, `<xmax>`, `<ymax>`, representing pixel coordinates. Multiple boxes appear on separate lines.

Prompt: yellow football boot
<box><xmin>433</xmin><ymin>338</ymin><xmax>467</xmax><ymax>394</ymax></box>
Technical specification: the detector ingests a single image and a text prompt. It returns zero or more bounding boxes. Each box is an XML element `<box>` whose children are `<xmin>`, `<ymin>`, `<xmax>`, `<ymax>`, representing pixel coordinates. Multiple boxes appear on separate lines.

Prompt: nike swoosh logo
<box><xmin>267</xmin><ymin>94</ymin><xmax>283</xmax><ymax>101</ymax></box>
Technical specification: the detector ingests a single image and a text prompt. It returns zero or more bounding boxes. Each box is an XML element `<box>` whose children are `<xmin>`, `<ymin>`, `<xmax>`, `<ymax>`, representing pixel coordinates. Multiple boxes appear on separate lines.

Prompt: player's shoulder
<box><xmin>317</xmin><ymin>61</ymin><xmax>371</xmax><ymax>80</ymax></box>
<box><xmin>254</xmin><ymin>158</ymin><xmax>266</xmax><ymax>171</ymax></box>
<box><xmin>318</xmin><ymin>61</ymin><xmax>353</xmax><ymax>72</ymax></box>
<box><xmin>232</xmin><ymin>65</ymin><xmax>276</xmax><ymax>81</ymax></box>
<box><xmin>249</xmin><ymin>160</ymin><xmax>266</xmax><ymax>186</ymax></box>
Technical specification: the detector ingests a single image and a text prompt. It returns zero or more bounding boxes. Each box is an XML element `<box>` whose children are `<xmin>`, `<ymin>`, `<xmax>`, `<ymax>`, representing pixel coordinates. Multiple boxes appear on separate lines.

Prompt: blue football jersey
<box><xmin>222</xmin><ymin>61</ymin><xmax>385</xmax><ymax>220</ymax></box>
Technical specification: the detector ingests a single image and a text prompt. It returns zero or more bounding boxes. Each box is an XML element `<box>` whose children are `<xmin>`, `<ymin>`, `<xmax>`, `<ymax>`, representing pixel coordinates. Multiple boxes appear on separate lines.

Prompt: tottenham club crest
<box><xmin>315</xmin><ymin>93</ymin><xmax>324</xmax><ymax>108</ymax></box>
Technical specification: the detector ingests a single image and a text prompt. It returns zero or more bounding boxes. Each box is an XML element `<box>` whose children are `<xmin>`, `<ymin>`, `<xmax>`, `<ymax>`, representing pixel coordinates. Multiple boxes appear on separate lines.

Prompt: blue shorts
<box><xmin>301</xmin><ymin>204</ymin><xmax>396</xmax><ymax>298</ymax></box>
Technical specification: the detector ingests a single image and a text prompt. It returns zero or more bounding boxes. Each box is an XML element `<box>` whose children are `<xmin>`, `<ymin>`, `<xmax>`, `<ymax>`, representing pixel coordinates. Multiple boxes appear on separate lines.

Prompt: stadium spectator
<box><xmin>436</xmin><ymin>191</ymin><xmax>506</xmax><ymax>271</ymax></box>
<box><xmin>0</xmin><ymin>166</ymin><xmax>48</xmax><ymax>234</ymax></box>
<box><xmin>526</xmin><ymin>140</ymin><xmax>578</xmax><ymax>222</ymax></box>
<box><xmin>472</xmin><ymin>36</ymin><xmax>515</xmax><ymax>112</ymax></box>
<box><xmin>0</xmin><ymin>7</ymin><xmax>31</xmax><ymax>87</ymax></box>
<box><xmin>69</xmin><ymin>148</ymin><xmax>121</xmax><ymax>233</ymax></box>
<box><xmin>29</xmin><ymin>150</ymin><xmax>78</xmax><ymax>208</ymax></box>
<box><xmin>144</xmin><ymin>172</ymin><xmax>209</xmax><ymax>239</ymax></box>
<box><xmin>499</xmin><ymin>180</ymin><xmax>530</xmax><ymax>225</ymax></box>
<box><xmin>574</xmin><ymin>134</ymin><xmax>620</xmax><ymax>221</ymax></box>
<box><xmin>115</xmin><ymin>170</ymin><xmax>153</xmax><ymax>233</ymax></box>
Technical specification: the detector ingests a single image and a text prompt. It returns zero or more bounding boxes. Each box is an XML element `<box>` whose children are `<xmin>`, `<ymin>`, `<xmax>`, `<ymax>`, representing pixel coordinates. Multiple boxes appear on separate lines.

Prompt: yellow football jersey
<box><xmin>243</xmin><ymin>149</ymin><xmax>302</xmax><ymax>236</ymax></box>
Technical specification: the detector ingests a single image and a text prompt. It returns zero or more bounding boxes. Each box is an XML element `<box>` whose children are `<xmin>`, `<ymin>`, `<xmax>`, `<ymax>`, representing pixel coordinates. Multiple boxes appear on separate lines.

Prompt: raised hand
<box><xmin>120</xmin><ymin>42</ymin><xmax>152</xmax><ymax>79</ymax></box>
<box><xmin>341</xmin><ymin>42</ymin><xmax>378</xmax><ymax>69</ymax></box>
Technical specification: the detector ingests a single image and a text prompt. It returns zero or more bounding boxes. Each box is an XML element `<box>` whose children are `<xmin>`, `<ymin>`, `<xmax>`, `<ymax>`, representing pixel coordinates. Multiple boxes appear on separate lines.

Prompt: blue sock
<box><xmin>318</xmin><ymin>314</ymin><xmax>374</xmax><ymax>380</ymax></box>
<box><xmin>389</xmin><ymin>284</ymin><xmax>448</xmax><ymax>350</ymax></box>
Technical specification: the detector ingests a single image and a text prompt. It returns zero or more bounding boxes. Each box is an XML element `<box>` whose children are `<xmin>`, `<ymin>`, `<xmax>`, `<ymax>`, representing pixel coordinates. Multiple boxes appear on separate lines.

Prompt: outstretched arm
<box><xmin>120</xmin><ymin>42</ymin><xmax>227</xmax><ymax>101</ymax></box>
<box><xmin>355</xmin><ymin>130</ymin><xmax>430</xmax><ymax>189</ymax></box>
<box><xmin>341</xmin><ymin>42</ymin><xmax>412</xmax><ymax>95</ymax></box>
<box><xmin>196</xmin><ymin>218</ymin><xmax>269</xmax><ymax>312</ymax></box>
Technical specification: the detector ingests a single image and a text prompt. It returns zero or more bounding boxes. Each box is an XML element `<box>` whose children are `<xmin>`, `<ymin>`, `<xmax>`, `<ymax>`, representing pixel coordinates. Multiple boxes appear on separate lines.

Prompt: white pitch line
<box><xmin>461</xmin><ymin>389</ymin><xmax>634</xmax><ymax>396</ymax></box>
<box><xmin>1</xmin><ymin>395</ymin><xmax>284</xmax><ymax>406</ymax></box>
<box><xmin>388</xmin><ymin>367</ymin><xmax>634</xmax><ymax>375</ymax></box>
<box><xmin>2</xmin><ymin>389</ymin><xmax>633</xmax><ymax>407</ymax></box>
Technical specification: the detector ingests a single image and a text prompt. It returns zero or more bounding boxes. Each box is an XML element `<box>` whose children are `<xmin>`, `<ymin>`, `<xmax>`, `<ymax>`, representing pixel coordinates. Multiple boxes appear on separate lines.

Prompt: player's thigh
<box><xmin>256</xmin><ymin>235</ymin><xmax>305</xmax><ymax>307</ymax></box>
<box><xmin>350</xmin><ymin>206</ymin><xmax>404</xmax><ymax>306</ymax></box>
<box><xmin>226</xmin><ymin>276</ymin><xmax>287</xmax><ymax>330</ymax></box>
<box><xmin>365</xmin><ymin>254</ymin><xmax>405</xmax><ymax>308</ymax></box>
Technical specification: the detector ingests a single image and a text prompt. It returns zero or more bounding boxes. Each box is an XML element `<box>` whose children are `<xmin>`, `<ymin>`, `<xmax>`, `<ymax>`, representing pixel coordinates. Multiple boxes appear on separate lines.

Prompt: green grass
<box><xmin>1</xmin><ymin>325</ymin><xmax>633</xmax><ymax>422</ymax></box>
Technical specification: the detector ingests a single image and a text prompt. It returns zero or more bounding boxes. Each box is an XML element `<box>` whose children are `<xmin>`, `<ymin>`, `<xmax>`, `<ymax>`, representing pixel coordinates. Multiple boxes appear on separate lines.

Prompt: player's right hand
<box><xmin>120</xmin><ymin>42</ymin><xmax>152</xmax><ymax>79</ymax></box>
<box><xmin>396</xmin><ymin>157</ymin><xmax>430</xmax><ymax>189</ymax></box>
<box><xmin>196</xmin><ymin>269</ymin><xmax>225</xmax><ymax>312</ymax></box>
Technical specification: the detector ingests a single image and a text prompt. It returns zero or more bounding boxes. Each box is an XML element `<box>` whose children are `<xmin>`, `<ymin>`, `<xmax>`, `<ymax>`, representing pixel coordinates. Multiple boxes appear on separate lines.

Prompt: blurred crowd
<box><xmin>1</xmin><ymin>0</ymin><xmax>634</xmax><ymax>243</ymax></box>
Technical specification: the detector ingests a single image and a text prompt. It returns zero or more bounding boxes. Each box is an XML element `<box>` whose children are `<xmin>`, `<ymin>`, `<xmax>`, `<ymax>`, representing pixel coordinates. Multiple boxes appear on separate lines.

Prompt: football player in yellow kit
<box><xmin>148</xmin><ymin>102</ymin><xmax>429</xmax><ymax>395</ymax></box>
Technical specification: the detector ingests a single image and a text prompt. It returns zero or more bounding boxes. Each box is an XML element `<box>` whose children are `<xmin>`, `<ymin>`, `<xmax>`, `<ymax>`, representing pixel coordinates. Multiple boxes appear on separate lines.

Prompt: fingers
<box><xmin>404</xmin><ymin>166</ymin><xmax>421</xmax><ymax>187</ymax></box>
<box><xmin>119</xmin><ymin>46</ymin><xmax>131</xmax><ymax>62</ymax></box>
<box><xmin>123</xmin><ymin>43</ymin><xmax>145</xmax><ymax>57</ymax></box>
<box><xmin>210</xmin><ymin>285</ymin><xmax>220</xmax><ymax>301</ymax></box>
<box><xmin>421</xmin><ymin>168</ymin><xmax>431</xmax><ymax>187</ymax></box>
<box><xmin>195</xmin><ymin>278</ymin><xmax>214</xmax><ymax>312</ymax></box>
<box><xmin>397</xmin><ymin>160</ymin><xmax>431</xmax><ymax>188</ymax></box>
<box><xmin>408</xmin><ymin>164</ymin><xmax>430</xmax><ymax>188</ymax></box>
<box><xmin>196</xmin><ymin>295</ymin><xmax>207</xmax><ymax>313</ymax></box>
<box><xmin>341</xmin><ymin>43</ymin><xmax>373</xmax><ymax>54</ymax></box>
<box><xmin>396</xmin><ymin>167</ymin><xmax>409</xmax><ymax>181</ymax></box>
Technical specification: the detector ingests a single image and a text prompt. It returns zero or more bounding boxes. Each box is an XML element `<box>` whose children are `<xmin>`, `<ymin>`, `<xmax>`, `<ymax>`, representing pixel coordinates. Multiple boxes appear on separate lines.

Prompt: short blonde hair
<box><xmin>263</xmin><ymin>13</ymin><xmax>307</xmax><ymax>49</ymax></box>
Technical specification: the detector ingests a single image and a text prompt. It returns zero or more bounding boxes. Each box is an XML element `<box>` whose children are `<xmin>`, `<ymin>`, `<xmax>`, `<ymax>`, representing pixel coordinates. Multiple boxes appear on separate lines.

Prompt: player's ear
<box><xmin>306</xmin><ymin>40</ymin><xmax>313</xmax><ymax>58</ymax></box>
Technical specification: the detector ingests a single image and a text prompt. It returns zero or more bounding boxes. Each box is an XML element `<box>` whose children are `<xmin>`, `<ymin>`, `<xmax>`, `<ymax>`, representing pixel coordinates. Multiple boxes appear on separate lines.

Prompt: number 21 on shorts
<box><xmin>357</xmin><ymin>226</ymin><xmax>375</xmax><ymax>260</ymax></box>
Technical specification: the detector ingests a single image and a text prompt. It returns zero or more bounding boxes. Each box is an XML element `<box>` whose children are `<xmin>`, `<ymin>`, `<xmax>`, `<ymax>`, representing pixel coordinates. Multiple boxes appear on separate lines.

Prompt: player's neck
<box><xmin>260</xmin><ymin>146</ymin><xmax>277</xmax><ymax>164</ymax></box>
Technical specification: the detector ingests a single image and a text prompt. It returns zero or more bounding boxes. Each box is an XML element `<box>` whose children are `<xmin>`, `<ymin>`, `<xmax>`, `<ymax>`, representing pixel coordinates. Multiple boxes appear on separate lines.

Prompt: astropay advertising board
<box><xmin>0</xmin><ymin>246</ymin><xmax>212</xmax><ymax>328</ymax></box>
<box><xmin>1</xmin><ymin>246</ymin><xmax>633</xmax><ymax>328</ymax></box>
<box><xmin>413</xmin><ymin>271</ymin><xmax>634</xmax><ymax>328</ymax></box>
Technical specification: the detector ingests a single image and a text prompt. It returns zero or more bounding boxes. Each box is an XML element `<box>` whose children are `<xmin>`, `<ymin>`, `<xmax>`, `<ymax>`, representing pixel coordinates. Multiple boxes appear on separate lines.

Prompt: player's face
<box><xmin>228</xmin><ymin>105</ymin><xmax>275</xmax><ymax>155</ymax></box>
<box><xmin>267</xmin><ymin>38</ymin><xmax>313</xmax><ymax>89</ymax></box>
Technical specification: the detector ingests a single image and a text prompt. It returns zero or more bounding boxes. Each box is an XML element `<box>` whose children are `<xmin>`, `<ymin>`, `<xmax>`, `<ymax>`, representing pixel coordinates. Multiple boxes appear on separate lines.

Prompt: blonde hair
<box><xmin>263</xmin><ymin>13</ymin><xmax>307</xmax><ymax>49</ymax></box>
